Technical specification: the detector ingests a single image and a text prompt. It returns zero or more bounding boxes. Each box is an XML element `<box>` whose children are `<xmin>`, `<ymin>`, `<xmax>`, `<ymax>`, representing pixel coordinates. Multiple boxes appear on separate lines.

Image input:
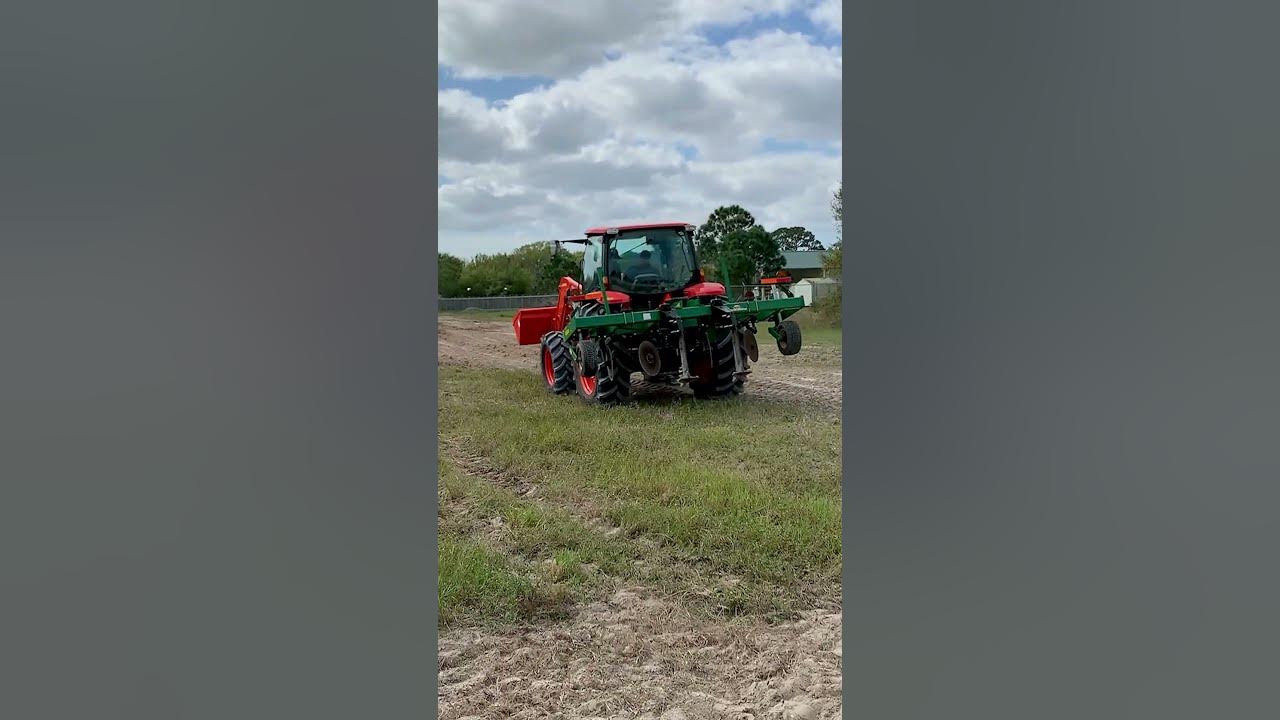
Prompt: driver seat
<box><xmin>607</xmin><ymin>248</ymin><xmax>623</xmax><ymax>280</ymax></box>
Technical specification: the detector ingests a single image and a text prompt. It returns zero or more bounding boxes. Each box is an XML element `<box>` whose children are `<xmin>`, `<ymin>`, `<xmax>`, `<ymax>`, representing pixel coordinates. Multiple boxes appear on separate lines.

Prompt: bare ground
<box><xmin>439</xmin><ymin>588</ymin><xmax>841</xmax><ymax>720</ymax></box>
<box><xmin>438</xmin><ymin>314</ymin><xmax>842</xmax><ymax>719</ymax></box>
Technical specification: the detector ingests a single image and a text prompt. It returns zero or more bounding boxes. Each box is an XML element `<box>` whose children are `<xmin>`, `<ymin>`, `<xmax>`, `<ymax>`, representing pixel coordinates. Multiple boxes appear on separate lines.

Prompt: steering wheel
<box><xmin>625</xmin><ymin>272</ymin><xmax>662</xmax><ymax>291</ymax></box>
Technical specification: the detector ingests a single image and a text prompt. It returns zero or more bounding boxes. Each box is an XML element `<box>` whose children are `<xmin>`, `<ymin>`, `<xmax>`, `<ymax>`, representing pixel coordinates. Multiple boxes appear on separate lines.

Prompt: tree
<box><xmin>717</xmin><ymin>225</ymin><xmax>785</xmax><ymax>284</ymax></box>
<box><xmin>822</xmin><ymin>241</ymin><xmax>841</xmax><ymax>278</ymax></box>
<box><xmin>770</xmin><ymin>226</ymin><xmax>824</xmax><ymax>252</ymax></box>
<box><xmin>459</xmin><ymin>253</ymin><xmax>533</xmax><ymax>296</ymax></box>
<box><xmin>825</xmin><ymin>183</ymin><xmax>843</xmax><ymax>279</ymax></box>
<box><xmin>695</xmin><ymin>205</ymin><xmax>756</xmax><ymax>268</ymax></box>
<box><xmin>831</xmin><ymin>182</ymin><xmax>842</xmax><ymax>242</ymax></box>
<box><xmin>438</xmin><ymin>253</ymin><xmax>465</xmax><ymax>297</ymax></box>
<box><xmin>510</xmin><ymin>241</ymin><xmax>581</xmax><ymax>294</ymax></box>
<box><xmin>457</xmin><ymin>260</ymin><xmax>496</xmax><ymax>296</ymax></box>
<box><xmin>540</xmin><ymin>249</ymin><xmax>581</xmax><ymax>292</ymax></box>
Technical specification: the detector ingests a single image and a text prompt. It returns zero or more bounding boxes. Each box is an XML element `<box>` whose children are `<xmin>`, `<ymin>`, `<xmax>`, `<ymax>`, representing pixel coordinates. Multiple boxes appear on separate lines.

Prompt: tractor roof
<box><xmin>584</xmin><ymin>222</ymin><xmax>692</xmax><ymax>236</ymax></box>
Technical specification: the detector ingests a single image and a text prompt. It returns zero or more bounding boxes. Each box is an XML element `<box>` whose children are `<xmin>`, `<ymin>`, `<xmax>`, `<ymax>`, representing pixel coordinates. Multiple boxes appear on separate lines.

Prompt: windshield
<box><xmin>604</xmin><ymin>228</ymin><xmax>698</xmax><ymax>294</ymax></box>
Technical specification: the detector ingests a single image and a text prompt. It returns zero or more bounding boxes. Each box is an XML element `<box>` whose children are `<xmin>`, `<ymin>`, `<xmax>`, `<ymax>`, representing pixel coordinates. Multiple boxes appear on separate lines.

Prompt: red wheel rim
<box><xmin>543</xmin><ymin>347</ymin><xmax>555</xmax><ymax>385</ymax></box>
<box><xmin>579</xmin><ymin>372</ymin><xmax>597</xmax><ymax>395</ymax></box>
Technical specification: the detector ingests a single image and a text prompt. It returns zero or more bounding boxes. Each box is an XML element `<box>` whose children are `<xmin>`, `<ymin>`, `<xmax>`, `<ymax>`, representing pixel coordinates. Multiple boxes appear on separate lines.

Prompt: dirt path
<box><xmin>437</xmin><ymin>315</ymin><xmax>842</xmax><ymax>414</ymax></box>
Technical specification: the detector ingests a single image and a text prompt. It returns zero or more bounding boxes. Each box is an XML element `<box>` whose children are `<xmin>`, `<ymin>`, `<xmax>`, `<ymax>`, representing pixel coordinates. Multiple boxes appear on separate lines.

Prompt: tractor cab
<box><xmin>578</xmin><ymin>222</ymin><xmax>718</xmax><ymax>308</ymax></box>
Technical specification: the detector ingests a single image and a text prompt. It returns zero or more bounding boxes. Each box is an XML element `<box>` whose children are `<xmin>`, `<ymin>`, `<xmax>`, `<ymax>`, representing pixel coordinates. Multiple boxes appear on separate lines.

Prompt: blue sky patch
<box><xmin>675</xmin><ymin>142</ymin><xmax>699</xmax><ymax>161</ymax></box>
<box><xmin>761</xmin><ymin>137</ymin><xmax>840</xmax><ymax>155</ymax></box>
<box><xmin>438</xmin><ymin>66</ymin><xmax>550</xmax><ymax>103</ymax></box>
<box><xmin>699</xmin><ymin>9</ymin><xmax>837</xmax><ymax>48</ymax></box>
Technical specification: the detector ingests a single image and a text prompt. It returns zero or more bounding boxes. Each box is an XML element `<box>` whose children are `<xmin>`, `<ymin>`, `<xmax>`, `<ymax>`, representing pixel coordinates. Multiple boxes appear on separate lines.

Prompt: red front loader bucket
<box><xmin>512</xmin><ymin>306</ymin><xmax>557</xmax><ymax>345</ymax></box>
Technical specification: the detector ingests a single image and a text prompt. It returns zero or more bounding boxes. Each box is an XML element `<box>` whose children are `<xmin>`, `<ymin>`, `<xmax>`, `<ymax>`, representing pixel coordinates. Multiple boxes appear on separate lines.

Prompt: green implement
<box><xmin>564</xmin><ymin>296</ymin><xmax>806</xmax><ymax>337</ymax></box>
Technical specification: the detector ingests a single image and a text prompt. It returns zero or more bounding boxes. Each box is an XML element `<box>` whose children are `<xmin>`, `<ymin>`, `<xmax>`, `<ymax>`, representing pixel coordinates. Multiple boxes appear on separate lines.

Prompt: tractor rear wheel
<box><xmin>691</xmin><ymin>328</ymin><xmax>747</xmax><ymax>399</ymax></box>
<box><xmin>540</xmin><ymin>331</ymin><xmax>574</xmax><ymax>394</ymax></box>
<box><xmin>573</xmin><ymin>303</ymin><xmax>632</xmax><ymax>405</ymax></box>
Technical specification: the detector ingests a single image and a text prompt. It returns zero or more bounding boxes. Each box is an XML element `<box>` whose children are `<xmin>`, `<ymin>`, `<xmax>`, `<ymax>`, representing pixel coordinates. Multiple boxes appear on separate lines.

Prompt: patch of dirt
<box><xmin>439</xmin><ymin>315</ymin><xmax>539</xmax><ymax>371</ymax></box>
<box><xmin>438</xmin><ymin>315</ymin><xmax>841</xmax><ymax>414</ymax></box>
<box><xmin>439</xmin><ymin>586</ymin><xmax>842</xmax><ymax>720</ymax></box>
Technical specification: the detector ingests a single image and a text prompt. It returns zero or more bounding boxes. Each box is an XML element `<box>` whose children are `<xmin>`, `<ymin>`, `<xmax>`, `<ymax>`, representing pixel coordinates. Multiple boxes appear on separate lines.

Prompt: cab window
<box><xmin>581</xmin><ymin>239</ymin><xmax>603</xmax><ymax>289</ymax></box>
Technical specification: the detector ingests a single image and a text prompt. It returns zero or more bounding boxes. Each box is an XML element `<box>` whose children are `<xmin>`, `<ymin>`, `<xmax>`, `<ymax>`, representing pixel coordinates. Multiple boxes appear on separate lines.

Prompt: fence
<box><xmin>439</xmin><ymin>294</ymin><xmax>556</xmax><ymax>311</ymax></box>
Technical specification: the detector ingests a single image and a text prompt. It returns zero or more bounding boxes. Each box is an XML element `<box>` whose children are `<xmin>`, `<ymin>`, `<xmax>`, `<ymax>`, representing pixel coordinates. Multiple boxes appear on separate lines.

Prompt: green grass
<box><xmin>437</xmin><ymin>365</ymin><xmax>841</xmax><ymax>625</ymax></box>
<box><xmin>438</xmin><ymin>537</ymin><xmax>545</xmax><ymax>625</ymax></box>
<box><xmin>439</xmin><ymin>308</ymin><xmax>516</xmax><ymax>322</ymax></box>
<box><xmin>789</xmin><ymin>307</ymin><xmax>841</xmax><ymax>347</ymax></box>
<box><xmin>440</xmin><ymin>458</ymin><xmax>636</xmax><ymax>580</ymax></box>
<box><xmin>438</xmin><ymin>457</ymin><xmax>641</xmax><ymax>626</ymax></box>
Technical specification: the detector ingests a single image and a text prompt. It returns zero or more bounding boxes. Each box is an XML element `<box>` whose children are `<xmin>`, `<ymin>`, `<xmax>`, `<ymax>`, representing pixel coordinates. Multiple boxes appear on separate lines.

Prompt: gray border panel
<box><xmin>846</xmin><ymin>2</ymin><xmax>1280</xmax><ymax>717</ymax></box>
<box><xmin>2</xmin><ymin>3</ymin><xmax>438</xmax><ymax>717</ymax></box>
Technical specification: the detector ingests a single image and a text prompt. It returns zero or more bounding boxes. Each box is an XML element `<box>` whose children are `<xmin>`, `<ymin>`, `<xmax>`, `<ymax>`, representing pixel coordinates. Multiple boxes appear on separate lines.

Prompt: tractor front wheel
<box><xmin>540</xmin><ymin>332</ymin><xmax>574</xmax><ymax>394</ymax></box>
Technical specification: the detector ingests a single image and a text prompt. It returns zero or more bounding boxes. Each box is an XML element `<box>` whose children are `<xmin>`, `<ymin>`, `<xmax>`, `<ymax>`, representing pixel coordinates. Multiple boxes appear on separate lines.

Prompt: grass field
<box><xmin>789</xmin><ymin>307</ymin><xmax>840</xmax><ymax>347</ymax></box>
<box><xmin>438</xmin><ymin>365</ymin><xmax>841</xmax><ymax>628</ymax></box>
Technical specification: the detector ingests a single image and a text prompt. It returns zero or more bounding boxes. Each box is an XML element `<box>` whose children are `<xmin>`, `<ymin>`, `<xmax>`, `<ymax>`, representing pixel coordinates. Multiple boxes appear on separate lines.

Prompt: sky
<box><xmin>438</xmin><ymin>0</ymin><xmax>842</xmax><ymax>258</ymax></box>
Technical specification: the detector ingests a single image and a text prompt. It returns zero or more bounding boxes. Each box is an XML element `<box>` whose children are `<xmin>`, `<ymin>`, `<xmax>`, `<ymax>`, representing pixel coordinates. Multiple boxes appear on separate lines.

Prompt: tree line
<box><xmin>439</xmin><ymin>189</ymin><xmax>841</xmax><ymax>297</ymax></box>
<box><xmin>438</xmin><ymin>243</ymin><xmax>583</xmax><ymax>297</ymax></box>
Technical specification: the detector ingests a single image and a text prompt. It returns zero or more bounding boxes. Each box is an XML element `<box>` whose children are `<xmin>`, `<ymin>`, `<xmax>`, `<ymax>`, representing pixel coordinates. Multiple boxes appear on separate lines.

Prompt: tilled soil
<box><xmin>437</xmin><ymin>315</ymin><xmax>841</xmax><ymax>414</ymax></box>
<box><xmin>439</xmin><ymin>587</ymin><xmax>842</xmax><ymax>720</ymax></box>
<box><xmin>438</xmin><ymin>313</ymin><xmax>842</xmax><ymax>718</ymax></box>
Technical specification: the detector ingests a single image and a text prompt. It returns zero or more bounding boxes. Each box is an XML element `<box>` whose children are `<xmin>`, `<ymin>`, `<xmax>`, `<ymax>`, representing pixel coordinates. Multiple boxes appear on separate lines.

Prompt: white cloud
<box><xmin>437</xmin><ymin>89</ymin><xmax>516</xmax><ymax>162</ymax></box>
<box><xmin>674</xmin><ymin>0</ymin><xmax>807</xmax><ymax>27</ymax></box>
<box><xmin>439</xmin><ymin>151</ymin><xmax>840</xmax><ymax>256</ymax></box>
<box><xmin>437</xmin><ymin>2</ymin><xmax>842</xmax><ymax>258</ymax></box>
<box><xmin>438</xmin><ymin>0</ymin><xmax>816</xmax><ymax>79</ymax></box>
<box><xmin>438</xmin><ymin>1</ymin><xmax>678</xmax><ymax>79</ymax></box>
<box><xmin>702</xmin><ymin>32</ymin><xmax>842</xmax><ymax>149</ymax></box>
<box><xmin>442</xmin><ymin>32</ymin><xmax>839</xmax><ymax>159</ymax></box>
<box><xmin>808</xmin><ymin>0</ymin><xmax>842</xmax><ymax>35</ymax></box>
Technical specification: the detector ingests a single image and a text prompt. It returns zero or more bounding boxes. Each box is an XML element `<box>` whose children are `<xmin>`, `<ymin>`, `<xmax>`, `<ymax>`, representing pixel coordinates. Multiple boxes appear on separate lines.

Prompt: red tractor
<box><xmin>513</xmin><ymin>222</ymin><xmax>806</xmax><ymax>404</ymax></box>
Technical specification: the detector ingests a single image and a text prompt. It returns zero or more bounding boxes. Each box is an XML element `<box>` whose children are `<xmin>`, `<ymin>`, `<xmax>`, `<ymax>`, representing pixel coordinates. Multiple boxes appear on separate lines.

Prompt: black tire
<box><xmin>575</xmin><ymin>347</ymin><xmax>632</xmax><ymax>405</ymax></box>
<box><xmin>691</xmin><ymin>328</ymin><xmax>747</xmax><ymax>399</ymax></box>
<box><xmin>776</xmin><ymin>319</ymin><xmax>802</xmax><ymax>356</ymax></box>
<box><xmin>574</xmin><ymin>303</ymin><xmax>632</xmax><ymax>405</ymax></box>
<box><xmin>578</xmin><ymin>338</ymin><xmax>600</xmax><ymax>377</ymax></box>
<box><xmin>540</xmin><ymin>331</ymin><xmax>574</xmax><ymax>394</ymax></box>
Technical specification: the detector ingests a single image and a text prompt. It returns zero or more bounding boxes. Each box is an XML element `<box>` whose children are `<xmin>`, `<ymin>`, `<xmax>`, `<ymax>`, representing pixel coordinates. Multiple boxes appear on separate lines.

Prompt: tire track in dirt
<box><xmin>442</xmin><ymin>438</ymin><xmax>626</xmax><ymax>542</ymax></box>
